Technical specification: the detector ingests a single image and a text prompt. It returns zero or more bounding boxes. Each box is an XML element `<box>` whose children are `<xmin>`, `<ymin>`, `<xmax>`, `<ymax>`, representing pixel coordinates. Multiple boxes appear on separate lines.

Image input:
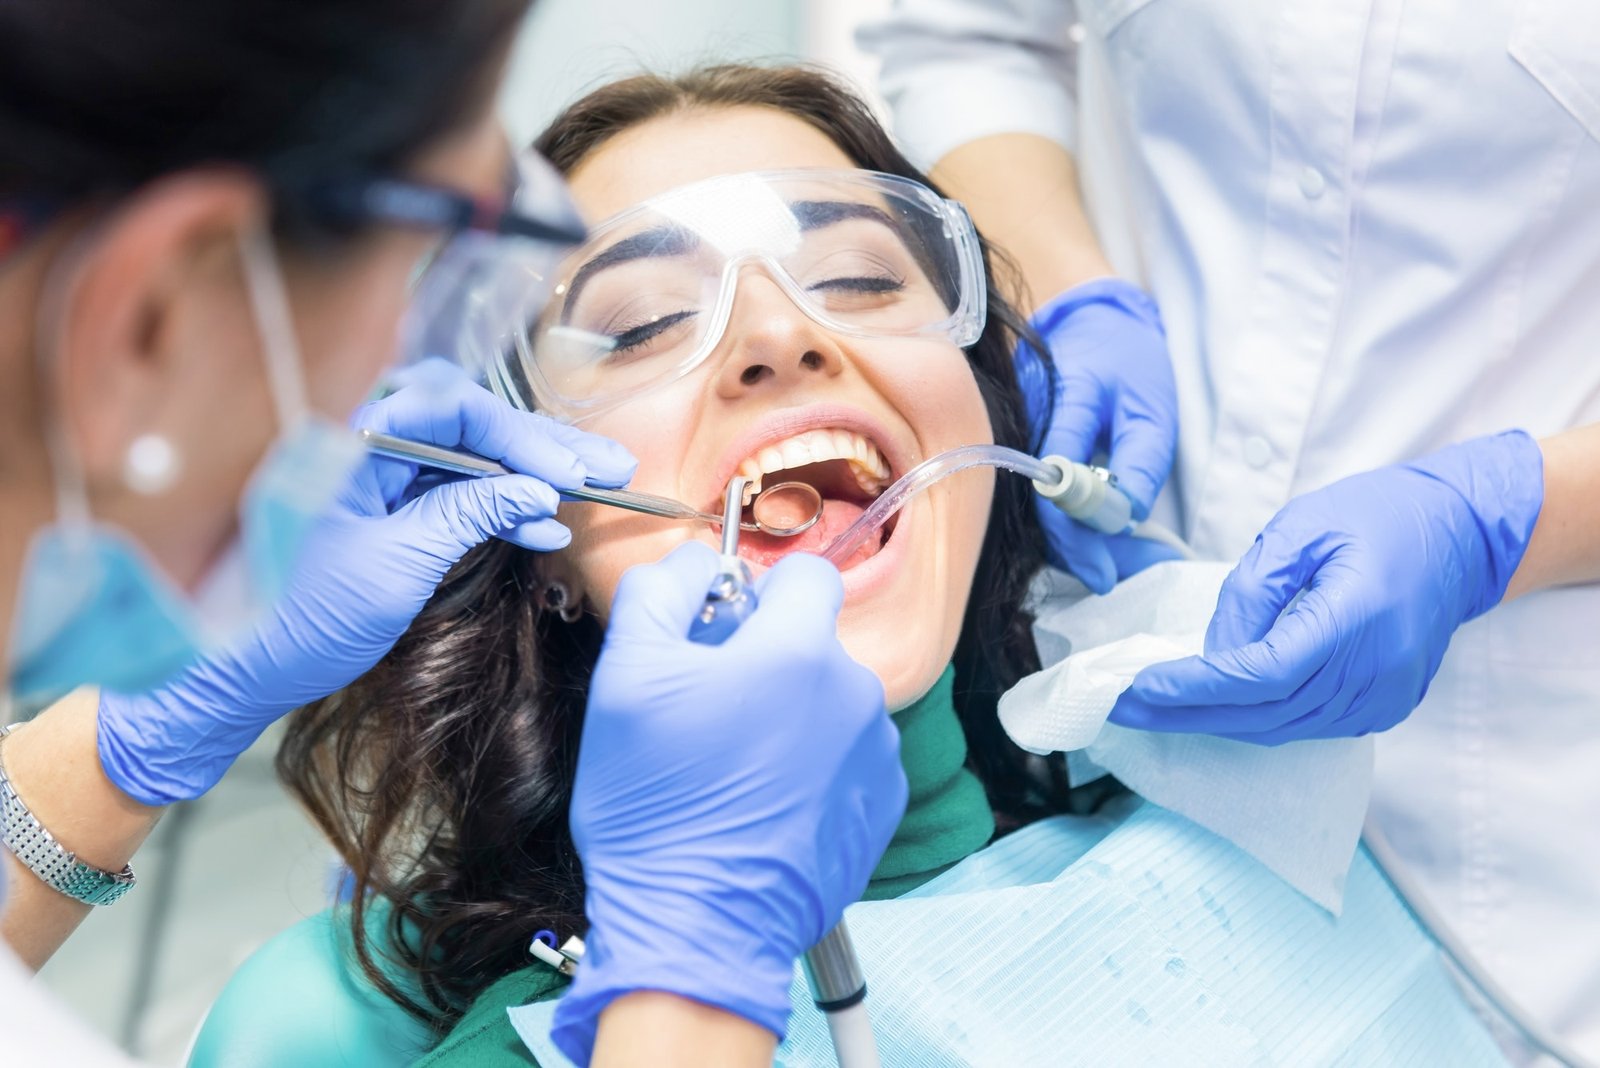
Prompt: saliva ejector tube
<box><xmin>821</xmin><ymin>445</ymin><xmax>1189</xmax><ymax>565</ymax></box>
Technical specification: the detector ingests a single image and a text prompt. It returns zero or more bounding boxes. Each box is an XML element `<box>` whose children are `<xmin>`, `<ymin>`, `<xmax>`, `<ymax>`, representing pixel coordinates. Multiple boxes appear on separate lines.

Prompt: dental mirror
<box><xmin>744</xmin><ymin>481</ymin><xmax>823</xmax><ymax>538</ymax></box>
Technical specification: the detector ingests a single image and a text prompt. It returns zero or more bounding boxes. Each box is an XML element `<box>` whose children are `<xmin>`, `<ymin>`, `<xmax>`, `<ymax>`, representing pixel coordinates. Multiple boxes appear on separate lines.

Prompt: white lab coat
<box><xmin>864</xmin><ymin>0</ymin><xmax>1600</xmax><ymax>1059</ymax></box>
<box><xmin>0</xmin><ymin>939</ymin><xmax>142</xmax><ymax>1065</ymax></box>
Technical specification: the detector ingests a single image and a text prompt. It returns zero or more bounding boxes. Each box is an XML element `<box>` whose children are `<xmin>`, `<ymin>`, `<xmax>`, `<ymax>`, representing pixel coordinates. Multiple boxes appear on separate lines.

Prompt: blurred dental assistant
<box><xmin>864</xmin><ymin>0</ymin><xmax>1600</xmax><ymax>1056</ymax></box>
<box><xmin>0</xmin><ymin>2</ymin><xmax>902</xmax><ymax>1065</ymax></box>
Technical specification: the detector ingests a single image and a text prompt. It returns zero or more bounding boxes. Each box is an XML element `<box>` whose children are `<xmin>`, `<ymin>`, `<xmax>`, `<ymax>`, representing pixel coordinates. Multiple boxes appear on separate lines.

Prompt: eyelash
<box><xmin>610</xmin><ymin>309</ymin><xmax>698</xmax><ymax>353</ymax></box>
<box><xmin>808</xmin><ymin>275</ymin><xmax>906</xmax><ymax>294</ymax></box>
<box><xmin>602</xmin><ymin>272</ymin><xmax>904</xmax><ymax>355</ymax></box>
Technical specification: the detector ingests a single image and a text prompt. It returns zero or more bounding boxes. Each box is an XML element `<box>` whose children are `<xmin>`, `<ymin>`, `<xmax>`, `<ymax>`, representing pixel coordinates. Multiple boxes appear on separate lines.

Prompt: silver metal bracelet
<box><xmin>0</xmin><ymin>724</ymin><xmax>137</xmax><ymax>906</ymax></box>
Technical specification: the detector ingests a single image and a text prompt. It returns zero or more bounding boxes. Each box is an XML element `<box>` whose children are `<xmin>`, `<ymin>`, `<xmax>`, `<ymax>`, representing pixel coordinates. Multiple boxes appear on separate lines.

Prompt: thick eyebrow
<box><xmin>794</xmin><ymin>197</ymin><xmax>943</xmax><ymax>294</ymax></box>
<box><xmin>560</xmin><ymin>225</ymin><xmax>699</xmax><ymax>321</ymax></box>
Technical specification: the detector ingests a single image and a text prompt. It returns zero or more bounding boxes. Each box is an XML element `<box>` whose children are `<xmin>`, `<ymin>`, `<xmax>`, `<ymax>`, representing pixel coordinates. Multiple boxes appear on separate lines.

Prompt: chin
<box><xmin>837</xmin><ymin>512</ymin><xmax>975</xmax><ymax>713</ymax></box>
<box><xmin>864</xmin><ymin>648</ymin><xmax>952</xmax><ymax>713</ymax></box>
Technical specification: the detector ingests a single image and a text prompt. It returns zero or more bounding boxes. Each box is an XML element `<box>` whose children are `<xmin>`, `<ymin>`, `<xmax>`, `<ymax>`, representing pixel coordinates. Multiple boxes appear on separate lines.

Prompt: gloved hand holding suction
<box><xmin>552</xmin><ymin>543</ymin><xmax>905</xmax><ymax>1066</ymax></box>
<box><xmin>97</xmin><ymin>360</ymin><xmax>636</xmax><ymax>806</ymax></box>
<box><xmin>1017</xmin><ymin>278</ymin><xmax>1182</xmax><ymax>592</ymax></box>
<box><xmin>1110</xmin><ymin>431</ymin><xmax>1545</xmax><ymax>744</ymax></box>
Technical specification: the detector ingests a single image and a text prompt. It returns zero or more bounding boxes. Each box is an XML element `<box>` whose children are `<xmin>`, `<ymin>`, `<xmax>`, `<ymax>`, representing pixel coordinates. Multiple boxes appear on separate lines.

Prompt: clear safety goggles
<box><xmin>312</xmin><ymin>150</ymin><xmax>588</xmax><ymax>389</ymax></box>
<box><xmin>3</xmin><ymin>152</ymin><xmax>588</xmax><ymax>371</ymax></box>
<box><xmin>479</xmin><ymin>168</ymin><xmax>987</xmax><ymax>421</ymax></box>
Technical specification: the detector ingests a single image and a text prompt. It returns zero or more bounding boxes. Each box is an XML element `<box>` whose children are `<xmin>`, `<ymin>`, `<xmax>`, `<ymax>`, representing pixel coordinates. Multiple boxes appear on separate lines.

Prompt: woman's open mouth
<box><xmin>718</xmin><ymin>427</ymin><xmax>899</xmax><ymax>569</ymax></box>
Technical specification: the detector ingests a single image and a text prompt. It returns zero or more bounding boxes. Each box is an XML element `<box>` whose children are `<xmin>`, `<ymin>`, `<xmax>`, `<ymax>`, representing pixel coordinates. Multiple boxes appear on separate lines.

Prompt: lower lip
<box><xmin>837</xmin><ymin>511</ymin><xmax>906</xmax><ymax>600</ymax></box>
<box><xmin>710</xmin><ymin>505</ymin><xmax>908</xmax><ymax>602</ymax></box>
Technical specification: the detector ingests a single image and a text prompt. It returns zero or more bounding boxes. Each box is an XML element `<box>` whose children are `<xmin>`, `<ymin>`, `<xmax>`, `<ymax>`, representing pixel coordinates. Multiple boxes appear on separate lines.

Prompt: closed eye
<box><xmin>808</xmin><ymin>276</ymin><xmax>905</xmax><ymax>294</ymax></box>
<box><xmin>607</xmin><ymin>309</ymin><xmax>699</xmax><ymax>355</ymax></box>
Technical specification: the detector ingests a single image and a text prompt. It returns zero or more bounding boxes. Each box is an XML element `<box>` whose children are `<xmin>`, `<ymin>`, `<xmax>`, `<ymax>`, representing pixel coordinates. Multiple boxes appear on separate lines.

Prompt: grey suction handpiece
<box><xmin>803</xmin><ymin>917</ymin><xmax>879</xmax><ymax>1068</ymax></box>
<box><xmin>804</xmin><ymin>924</ymin><xmax>868</xmax><ymax>1009</ymax></box>
<box><xmin>1033</xmin><ymin>454</ymin><xmax>1135</xmax><ymax>534</ymax></box>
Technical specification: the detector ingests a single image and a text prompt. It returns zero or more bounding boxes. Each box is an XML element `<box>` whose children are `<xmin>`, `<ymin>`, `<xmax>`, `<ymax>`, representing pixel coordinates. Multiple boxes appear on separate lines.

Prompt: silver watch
<box><xmin>0</xmin><ymin>725</ymin><xmax>136</xmax><ymax>906</ymax></box>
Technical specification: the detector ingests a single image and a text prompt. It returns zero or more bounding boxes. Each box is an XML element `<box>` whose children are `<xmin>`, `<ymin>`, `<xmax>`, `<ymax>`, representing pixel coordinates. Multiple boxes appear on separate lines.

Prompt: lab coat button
<box><xmin>1298</xmin><ymin>166</ymin><xmax>1326</xmax><ymax>199</ymax></box>
<box><xmin>1243</xmin><ymin>436</ymin><xmax>1273</xmax><ymax>469</ymax></box>
<box><xmin>1068</xmin><ymin>22</ymin><xmax>1087</xmax><ymax>43</ymax></box>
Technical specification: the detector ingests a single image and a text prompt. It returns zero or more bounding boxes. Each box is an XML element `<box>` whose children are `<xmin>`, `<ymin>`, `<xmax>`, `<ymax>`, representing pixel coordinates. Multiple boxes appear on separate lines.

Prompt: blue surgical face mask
<box><xmin>7</xmin><ymin>228</ymin><xmax>363</xmax><ymax>701</ymax></box>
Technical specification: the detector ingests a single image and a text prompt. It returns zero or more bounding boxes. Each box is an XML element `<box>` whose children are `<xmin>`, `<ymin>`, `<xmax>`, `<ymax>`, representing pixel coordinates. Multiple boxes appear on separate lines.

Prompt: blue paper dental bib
<box><xmin>511</xmin><ymin>801</ymin><xmax>1505</xmax><ymax>1067</ymax></box>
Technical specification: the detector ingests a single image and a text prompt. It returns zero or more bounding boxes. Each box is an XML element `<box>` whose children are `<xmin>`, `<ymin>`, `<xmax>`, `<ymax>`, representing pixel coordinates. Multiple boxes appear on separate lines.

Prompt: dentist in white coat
<box><xmin>863</xmin><ymin>0</ymin><xmax>1600</xmax><ymax>1058</ymax></box>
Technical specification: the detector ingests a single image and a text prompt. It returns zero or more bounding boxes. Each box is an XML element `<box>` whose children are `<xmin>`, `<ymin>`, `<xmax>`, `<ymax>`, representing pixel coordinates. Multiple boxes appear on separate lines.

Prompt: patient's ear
<box><xmin>533</xmin><ymin>556</ymin><xmax>587</xmax><ymax>623</ymax></box>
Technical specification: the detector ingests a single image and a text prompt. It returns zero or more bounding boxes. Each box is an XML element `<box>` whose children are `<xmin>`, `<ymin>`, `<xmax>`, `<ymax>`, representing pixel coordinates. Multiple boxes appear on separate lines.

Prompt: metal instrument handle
<box><xmin>359</xmin><ymin>429</ymin><xmax>762</xmax><ymax>530</ymax></box>
<box><xmin>688</xmin><ymin>477</ymin><xmax>756</xmax><ymax>646</ymax></box>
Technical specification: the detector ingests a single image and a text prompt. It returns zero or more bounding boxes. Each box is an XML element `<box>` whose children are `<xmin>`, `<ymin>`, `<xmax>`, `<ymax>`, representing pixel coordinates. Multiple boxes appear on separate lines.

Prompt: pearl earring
<box><xmin>122</xmin><ymin>434</ymin><xmax>181</xmax><ymax>496</ymax></box>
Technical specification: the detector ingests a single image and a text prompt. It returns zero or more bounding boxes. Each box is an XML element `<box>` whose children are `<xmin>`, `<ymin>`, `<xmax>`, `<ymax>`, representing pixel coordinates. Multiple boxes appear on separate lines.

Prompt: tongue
<box><xmin>740</xmin><ymin>497</ymin><xmax>874</xmax><ymax>569</ymax></box>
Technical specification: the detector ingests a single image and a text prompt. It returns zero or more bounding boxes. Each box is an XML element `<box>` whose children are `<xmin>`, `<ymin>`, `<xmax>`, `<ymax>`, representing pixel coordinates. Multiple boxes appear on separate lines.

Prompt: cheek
<box><xmin>559</xmin><ymin>506</ymin><xmax>689</xmax><ymax>624</ymax></box>
<box><xmin>556</xmin><ymin>398</ymin><xmax>703</xmax><ymax>621</ymax></box>
<box><xmin>839</xmin><ymin>462</ymin><xmax>995</xmax><ymax>708</ymax></box>
<box><xmin>900</xmin><ymin>352</ymin><xmax>995</xmax><ymax>448</ymax></box>
<box><xmin>842</xmin><ymin>352</ymin><xmax>997</xmax><ymax>708</ymax></box>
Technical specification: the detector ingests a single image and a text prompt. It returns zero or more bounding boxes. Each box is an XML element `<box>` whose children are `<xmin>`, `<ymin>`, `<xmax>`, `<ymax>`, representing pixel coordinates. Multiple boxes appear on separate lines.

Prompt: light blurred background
<box><xmin>35</xmin><ymin>0</ymin><xmax>889</xmax><ymax>1061</ymax></box>
<box><xmin>498</xmin><ymin>0</ymin><xmax>890</xmax><ymax>144</ymax></box>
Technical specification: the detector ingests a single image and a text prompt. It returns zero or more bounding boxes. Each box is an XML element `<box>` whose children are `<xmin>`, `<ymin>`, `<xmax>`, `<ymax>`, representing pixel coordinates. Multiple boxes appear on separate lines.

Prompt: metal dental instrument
<box><xmin>358</xmin><ymin>429</ymin><xmax>823</xmax><ymax>538</ymax></box>
<box><xmin>686</xmin><ymin>477</ymin><xmax>759</xmax><ymax>645</ymax></box>
<box><xmin>687</xmin><ymin>476</ymin><xmax>880</xmax><ymax>1068</ymax></box>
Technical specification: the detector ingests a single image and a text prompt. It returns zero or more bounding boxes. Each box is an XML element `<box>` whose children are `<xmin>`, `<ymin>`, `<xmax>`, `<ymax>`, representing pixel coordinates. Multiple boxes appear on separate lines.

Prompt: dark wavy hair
<box><xmin>279</xmin><ymin>63</ymin><xmax>1065</xmax><ymax>1031</ymax></box>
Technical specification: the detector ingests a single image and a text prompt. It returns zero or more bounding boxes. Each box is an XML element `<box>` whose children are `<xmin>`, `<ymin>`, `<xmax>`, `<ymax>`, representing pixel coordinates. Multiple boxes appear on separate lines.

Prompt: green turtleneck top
<box><xmin>859</xmin><ymin>665</ymin><xmax>996</xmax><ymax>898</ymax></box>
<box><xmin>413</xmin><ymin>665</ymin><xmax>993</xmax><ymax>1067</ymax></box>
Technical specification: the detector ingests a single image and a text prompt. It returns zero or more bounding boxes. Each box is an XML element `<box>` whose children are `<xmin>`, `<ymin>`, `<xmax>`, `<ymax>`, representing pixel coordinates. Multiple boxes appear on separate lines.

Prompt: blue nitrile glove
<box><xmin>1017</xmin><ymin>278</ymin><xmax>1181</xmax><ymax>592</ymax></box>
<box><xmin>1110</xmin><ymin>430</ymin><xmax>1544</xmax><ymax>744</ymax></box>
<box><xmin>97</xmin><ymin>360</ymin><xmax>636</xmax><ymax>805</ymax></box>
<box><xmin>551</xmin><ymin>544</ymin><xmax>905</xmax><ymax>1065</ymax></box>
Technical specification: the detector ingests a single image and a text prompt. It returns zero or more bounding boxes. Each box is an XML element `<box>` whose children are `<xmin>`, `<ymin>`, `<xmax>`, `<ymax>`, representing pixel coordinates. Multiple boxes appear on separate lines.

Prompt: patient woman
<box><xmin>201</xmin><ymin>65</ymin><xmax>1504</xmax><ymax>1068</ymax></box>
<box><xmin>282</xmin><ymin>59</ymin><xmax>1062</xmax><ymax>1052</ymax></box>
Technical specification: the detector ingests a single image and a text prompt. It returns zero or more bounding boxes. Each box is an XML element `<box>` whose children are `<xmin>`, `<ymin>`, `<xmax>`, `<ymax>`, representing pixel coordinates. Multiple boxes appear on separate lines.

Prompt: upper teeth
<box><xmin>737</xmin><ymin>428</ymin><xmax>891</xmax><ymax>499</ymax></box>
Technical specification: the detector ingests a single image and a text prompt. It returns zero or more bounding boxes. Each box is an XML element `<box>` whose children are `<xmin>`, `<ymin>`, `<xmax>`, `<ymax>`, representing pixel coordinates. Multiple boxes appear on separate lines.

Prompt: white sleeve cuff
<box><xmin>883</xmin><ymin>63</ymin><xmax>1080</xmax><ymax>170</ymax></box>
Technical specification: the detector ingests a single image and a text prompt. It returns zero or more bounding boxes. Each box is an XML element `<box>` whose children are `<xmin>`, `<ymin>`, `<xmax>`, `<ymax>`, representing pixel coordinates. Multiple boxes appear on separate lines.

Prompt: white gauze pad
<box><xmin>999</xmin><ymin>561</ymin><xmax>1373</xmax><ymax>913</ymax></box>
<box><xmin>1000</xmin><ymin>631</ymin><xmax>1202</xmax><ymax>752</ymax></box>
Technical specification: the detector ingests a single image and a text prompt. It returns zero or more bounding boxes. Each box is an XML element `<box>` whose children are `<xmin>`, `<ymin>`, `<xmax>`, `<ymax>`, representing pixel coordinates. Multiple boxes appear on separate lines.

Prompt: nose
<box><xmin>711</xmin><ymin>268</ymin><xmax>845</xmax><ymax>399</ymax></box>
